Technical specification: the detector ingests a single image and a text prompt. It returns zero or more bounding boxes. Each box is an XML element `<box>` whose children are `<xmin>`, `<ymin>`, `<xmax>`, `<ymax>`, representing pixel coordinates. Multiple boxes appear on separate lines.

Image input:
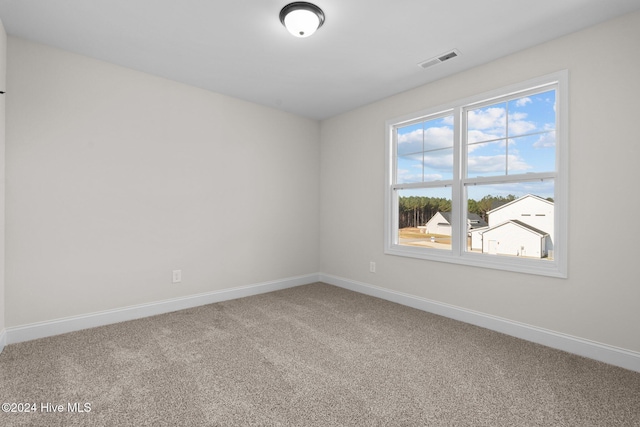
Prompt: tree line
<box><xmin>399</xmin><ymin>197</ymin><xmax>452</xmax><ymax>229</ymax></box>
<box><xmin>399</xmin><ymin>194</ymin><xmax>552</xmax><ymax>228</ymax></box>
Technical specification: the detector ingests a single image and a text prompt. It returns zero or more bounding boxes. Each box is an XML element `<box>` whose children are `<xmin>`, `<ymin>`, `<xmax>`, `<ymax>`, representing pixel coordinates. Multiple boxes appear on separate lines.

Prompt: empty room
<box><xmin>0</xmin><ymin>1</ymin><xmax>639</xmax><ymax>425</ymax></box>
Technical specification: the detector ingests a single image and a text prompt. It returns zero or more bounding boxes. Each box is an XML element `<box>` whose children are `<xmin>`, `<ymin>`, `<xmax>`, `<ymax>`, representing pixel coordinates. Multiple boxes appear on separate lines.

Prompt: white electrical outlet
<box><xmin>369</xmin><ymin>262</ymin><xmax>376</xmax><ymax>273</ymax></box>
<box><xmin>172</xmin><ymin>270</ymin><xmax>182</xmax><ymax>283</ymax></box>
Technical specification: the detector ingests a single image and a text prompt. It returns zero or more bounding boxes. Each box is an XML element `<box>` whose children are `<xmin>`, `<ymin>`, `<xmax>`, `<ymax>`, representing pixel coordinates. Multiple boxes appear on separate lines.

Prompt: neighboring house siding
<box><xmin>425</xmin><ymin>212</ymin><xmax>451</xmax><ymax>235</ymax></box>
<box><xmin>470</xmin><ymin>227</ymin><xmax>488</xmax><ymax>251</ymax></box>
<box><xmin>487</xmin><ymin>195</ymin><xmax>554</xmax><ymax>246</ymax></box>
<box><xmin>423</xmin><ymin>198</ymin><xmax>553</xmax><ymax>258</ymax></box>
<box><xmin>469</xmin><ymin>194</ymin><xmax>554</xmax><ymax>258</ymax></box>
<box><xmin>481</xmin><ymin>221</ymin><xmax>548</xmax><ymax>258</ymax></box>
<box><xmin>425</xmin><ymin>212</ymin><xmax>487</xmax><ymax>236</ymax></box>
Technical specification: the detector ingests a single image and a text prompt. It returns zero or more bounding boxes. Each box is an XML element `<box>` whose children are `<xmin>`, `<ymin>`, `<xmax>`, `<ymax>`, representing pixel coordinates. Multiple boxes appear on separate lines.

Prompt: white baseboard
<box><xmin>0</xmin><ymin>328</ymin><xmax>6</xmax><ymax>354</ymax></box>
<box><xmin>5</xmin><ymin>273</ymin><xmax>320</xmax><ymax>345</ymax></box>
<box><xmin>319</xmin><ymin>273</ymin><xmax>640</xmax><ymax>373</ymax></box>
<box><xmin>5</xmin><ymin>272</ymin><xmax>639</xmax><ymax>373</ymax></box>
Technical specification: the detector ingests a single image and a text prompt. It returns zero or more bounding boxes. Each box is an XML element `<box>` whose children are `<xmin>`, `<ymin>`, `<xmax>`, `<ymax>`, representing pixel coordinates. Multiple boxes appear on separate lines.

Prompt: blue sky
<box><xmin>397</xmin><ymin>89</ymin><xmax>556</xmax><ymax>200</ymax></box>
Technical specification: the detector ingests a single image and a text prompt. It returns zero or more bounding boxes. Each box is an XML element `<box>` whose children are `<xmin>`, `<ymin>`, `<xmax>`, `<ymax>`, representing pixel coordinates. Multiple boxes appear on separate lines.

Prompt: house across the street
<box><xmin>422</xmin><ymin>211</ymin><xmax>487</xmax><ymax>236</ymax></box>
<box><xmin>469</xmin><ymin>194</ymin><xmax>554</xmax><ymax>259</ymax></box>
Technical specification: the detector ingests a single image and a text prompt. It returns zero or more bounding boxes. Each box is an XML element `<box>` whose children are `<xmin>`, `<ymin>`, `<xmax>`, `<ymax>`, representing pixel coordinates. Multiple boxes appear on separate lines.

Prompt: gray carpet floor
<box><xmin>0</xmin><ymin>282</ymin><xmax>639</xmax><ymax>426</ymax></box>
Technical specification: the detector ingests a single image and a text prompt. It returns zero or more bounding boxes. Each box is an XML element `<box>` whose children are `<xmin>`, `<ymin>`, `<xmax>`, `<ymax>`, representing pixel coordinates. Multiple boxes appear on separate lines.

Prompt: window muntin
<box><xmin>396</xmin><ymin>115</ymin><xmax>454</xmax><ymax>183</ymax></box>
<box><xmin>465</xmin><ymin>89</ymin><xmax>556</xmax><ymax>179</ymax></box>
<box><xmin>385</xmin><ymin>72</ymin><xmax>567</xmax><ymax>277</ymax></box>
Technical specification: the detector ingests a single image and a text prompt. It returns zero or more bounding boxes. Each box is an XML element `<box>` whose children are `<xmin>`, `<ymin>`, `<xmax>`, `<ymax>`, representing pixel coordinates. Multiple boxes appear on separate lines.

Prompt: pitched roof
<box><xmin>486</xmin><ymin>194</ymin><xmax>553</xmax><ymax>215</ymax></box>
<box><xmin>467</xmin><ymin>213</ymin><xmax>488</xmax><ymax>229</ymax></box>
<box><xmin>483</xmin><ymin>219</ymin><xmax>549</xmax><ymax>236</ymax></box>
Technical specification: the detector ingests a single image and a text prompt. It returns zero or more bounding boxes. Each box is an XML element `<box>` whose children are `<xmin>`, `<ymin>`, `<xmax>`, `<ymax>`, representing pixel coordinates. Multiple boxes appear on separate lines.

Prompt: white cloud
<box><xmin>467</xmin><ymin>155</ymin><xmax>505</xmax><ymax>174</ymax></box>
<box><xmin>468</xmin><ymin>130</ymin><xmax>501</xmax><ymax>145</ymax></box>
<box><xmin>424</xmin><ymin>152</ymin><xmax>453</xmax><ymax>169</ymax></box>
<box><xmin>467</xmin><ymin>154</ymin><xmax>532</xmax><ymax>174</ymax></box>
<box><xmin>467</xmin><ymin>104</ymin><xmax>542</xmax><ymax>140</ymax></box>
<box><xmin>508</xmin><ymin>117</ymin><xmax>537</xmax><ymax>136</ymax></box>
<box><xmin>424</xmin><ymin>173</ymin><xmax>444</xmax><ymax>181</ymax></box>
<box><xmin>533</xmin><ymin>131</ymin><xmax>556</xmax><ymax>148</ymax></box>
<box><xmin>506</xmin><ymin>154</ymin><xmax>533</xmax><ymax>172</ymax></box>
<box><xmin>441</xmin><ymin>116</ymin><xmax>454</xmax><ymax>126</ymax></box>
<box><xmin>511</xmin><ymin>112</ymin><xmax>528</xmax><ymax>120</ymax></box>
<box><xmin>397</xmin><ymin>168</ymin><xmax>444</xmax><ymax>183</ymax></box>
<box><xmin>398</xmin><ymin>126</ymin><xmax>453</xmax><ymax>153</ymax></box>
<box><xmin>515</xmin><ymin>97</ymin><xmax>532</xmax><ymax>107</ymax></box>
<box><xmin>423</xmin><ymin>126</ymin><xmax>454</xmax><ymax>150</ymax></box>
<box><xmin>397</xmin><ymin>129</ymin><xmax>423</xmax><ymax>154</ymax></box>
<box><xmin>397</xmin><ymin>168</ymin><xmax>422</xmax><ymax>184</ymax></box>
<box><xmin>467</xmin><ymin>139</ymin><xmax>504</xmax><ymax>153</ymax></box>
<box><xmin>467</xmin><ymin>107</ymin><xmax>506</xmax><ymax>131</ymax></box>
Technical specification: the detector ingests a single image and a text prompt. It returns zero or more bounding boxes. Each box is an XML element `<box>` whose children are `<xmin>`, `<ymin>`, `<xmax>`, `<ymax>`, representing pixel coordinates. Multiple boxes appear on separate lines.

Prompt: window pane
<box><xmin>507</xmin><ymin>89</ymin><xmax>556</xmax><ymax>138</ymax></box>
<box><xmin>396</xmin><ymin>115</ymin><xmax>453</xmax><ymax>183</ymax></box>
<box><xmin>467</xmin><ymin>89</ymin><xmax>557</xmax><ymax>179</ymax></box>
<box><xmin>424</xmin><ymin>147</ymin><xmax>454</xmax><ymax>181</ymax></box>
<box><xmin>466</xmin><ymin>180</ymin><xmax>555</xmax><ymax>260</ymax></box>
<box><xmin>506</xmin><ymin>89</ymin><xmax>556</xmax><ymax>175</ymax></box>
<box><xmin>507</xmin><ymin>133</ymin><xmax>556</xmax><ymax>175</ymax></box>
<box><xmin>397</xmin><ymin>154</ymin><xmax>423</xmax><ymax>184</ymax></box>
<box><xmin>397</xmin><ymin>188</ymin><xmax>452</xmax><ymax>251</ymax></box>
<box><xmin>397</xmin><ymin>123</ymin><xmax>423</xmax><ymax>156</ymax></box>
<box><xmin>467</xmin><ymin>101</ymin><xmax>507</xmax><ymax>178</ymax></box>
<box><xmin>423</xmin><ymin>117</ymin><xmax>454</xmax><ymax>151</ymax></box>
<box><xmin>467</xmin><ymin>102</ymin><xmax>506</xmax><ymax>143</ymax></box>
<box><xmin>467</xmin><ymin>141</ymin><xmax>507</xmax><ymax>177</ymax></box>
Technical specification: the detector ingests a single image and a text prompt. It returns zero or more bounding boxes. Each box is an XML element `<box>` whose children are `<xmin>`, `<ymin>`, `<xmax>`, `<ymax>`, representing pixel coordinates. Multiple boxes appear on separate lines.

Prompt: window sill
<box><xmin>385</xmin><ymin>244</ymin><xmax>567</xmax><ymax>278</ymax></box>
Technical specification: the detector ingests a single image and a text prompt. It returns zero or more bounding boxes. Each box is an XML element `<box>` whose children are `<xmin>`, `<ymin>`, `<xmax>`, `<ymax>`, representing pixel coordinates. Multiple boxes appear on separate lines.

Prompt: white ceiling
<box><xmin>1</xmin><ymin>0</ymin><xmax>639</xmax><ymax>120</ymax></box>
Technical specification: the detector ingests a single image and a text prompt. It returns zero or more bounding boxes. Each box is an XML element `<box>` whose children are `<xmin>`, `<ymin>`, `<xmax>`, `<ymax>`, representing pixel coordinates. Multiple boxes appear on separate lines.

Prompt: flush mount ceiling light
<box><xmin>279</xmin><ymin>2</ymin><xmax>325</xmax><ymax>38</ymax></box>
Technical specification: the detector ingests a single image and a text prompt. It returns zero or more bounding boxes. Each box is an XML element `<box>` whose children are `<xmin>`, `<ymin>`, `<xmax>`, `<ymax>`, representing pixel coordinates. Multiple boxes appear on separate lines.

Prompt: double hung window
<box><xmin>385</xmin><ymin>71</ymin><xmax>568</xmax><ymax>277</ymax></box>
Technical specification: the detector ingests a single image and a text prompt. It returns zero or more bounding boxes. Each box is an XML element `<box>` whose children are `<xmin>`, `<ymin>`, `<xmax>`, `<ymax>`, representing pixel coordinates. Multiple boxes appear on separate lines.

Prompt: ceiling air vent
<box><xmin>418</xmin><ymin>49</ymin><xmax>461</xmax><ymax>69</ymax></box>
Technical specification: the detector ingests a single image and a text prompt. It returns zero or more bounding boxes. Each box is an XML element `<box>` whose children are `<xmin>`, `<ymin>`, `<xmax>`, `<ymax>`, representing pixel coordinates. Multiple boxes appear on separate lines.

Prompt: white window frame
<box><xmin>384</xmin><ymin>71</ymin><xmax>568</xmax><ymax>278</ymax></box>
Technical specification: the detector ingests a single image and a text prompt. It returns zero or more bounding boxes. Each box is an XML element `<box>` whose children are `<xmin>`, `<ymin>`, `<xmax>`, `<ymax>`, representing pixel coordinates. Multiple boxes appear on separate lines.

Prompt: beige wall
<box><xmin>320</xmin><ymin>11</ymin><xmax>640</xmax><ymax>352</ymax></box>
<box><xmin>5</xmin><ymin>38</ymin><xmax>320</xmax><ymax>326</ymax></box>
<box><xmin>0</xmin><ymin>19</ymin><xmax>6</xmax><ymax>337</ymax></box>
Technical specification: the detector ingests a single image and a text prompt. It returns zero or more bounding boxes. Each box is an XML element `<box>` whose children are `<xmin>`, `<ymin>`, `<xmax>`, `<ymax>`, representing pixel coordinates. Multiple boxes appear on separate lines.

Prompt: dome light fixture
<box><xmin>279</xmin><ymin>2</ymin><xmax>325</xmax><ymax>38</ymax></box>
